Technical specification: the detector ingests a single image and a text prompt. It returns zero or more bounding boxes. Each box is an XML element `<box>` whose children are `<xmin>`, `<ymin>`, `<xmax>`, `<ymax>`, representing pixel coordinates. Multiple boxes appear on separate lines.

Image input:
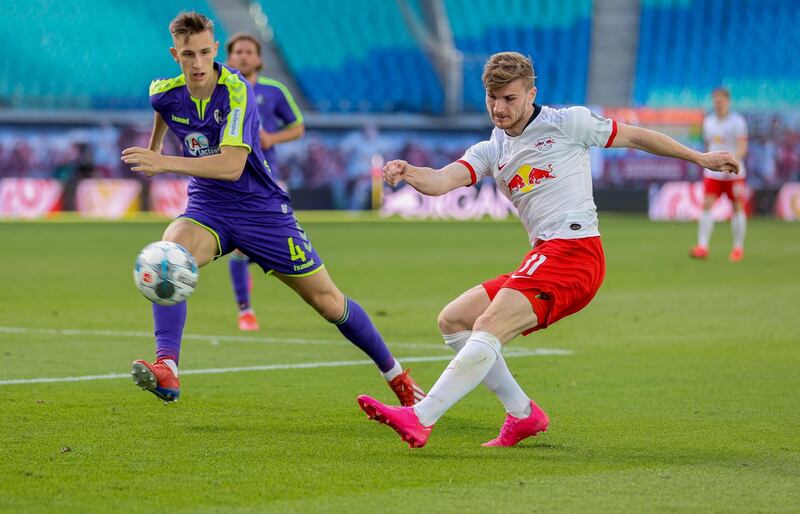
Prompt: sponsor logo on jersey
<box><xmin>184</xmin><ymin>132</ymin><xmax>221</xmax><ymax>157</ymax></box>
<box><xmin>535</xmin><ymin>136</ymin><xmax>555</xmax><ymax>151</ymax></box>
<box><xmin>226</xmin><ymin>107</ymin><xmax>243</xmax><ymax>138</ymax></box>
<box><xmin>214</xmin><ymin>109</ymin><xmax>224</xmax><ymax>124</ymax></box>
<box><xmin>171</xmin><ymin>114</ymin><xmax>190</xmax><ymax>125</ymax></box>
<box><xmin>503</xmin><ymin>163</ymin><xmax>556</xmax><ymax>193</ymax></box>
<box><xmin>498</xmin><ymin>161</ymin><xmax>508</xmax><ymax>171</ymax></box>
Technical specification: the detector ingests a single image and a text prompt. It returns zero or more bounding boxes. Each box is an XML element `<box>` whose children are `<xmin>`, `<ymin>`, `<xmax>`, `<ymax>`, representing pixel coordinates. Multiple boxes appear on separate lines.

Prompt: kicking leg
<box><xmin>358</xmin><ymin>288</ymin><xmax>540</xmax><ymax>447</ymax></box>
<box><xmin>438</xmin><ymin>286</ymin><xmax>532</xmax><ymax>419</ymax></box>
<box><xmin>277</xmin><ymin>267</ymin><xmax>425</xmax><ymax>406</ymax></box>
<box><xmin>132</xmin><ymin>219</ymin><xmax>218</xmax><ymax>402</ymax></box>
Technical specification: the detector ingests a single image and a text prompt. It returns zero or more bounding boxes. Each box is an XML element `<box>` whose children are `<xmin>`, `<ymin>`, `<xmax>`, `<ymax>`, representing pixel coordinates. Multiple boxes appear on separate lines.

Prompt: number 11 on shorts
<box><xmin>518</xmin><ymin>253</ymin><xmax>547</xmax><ymax>276</ymax></box>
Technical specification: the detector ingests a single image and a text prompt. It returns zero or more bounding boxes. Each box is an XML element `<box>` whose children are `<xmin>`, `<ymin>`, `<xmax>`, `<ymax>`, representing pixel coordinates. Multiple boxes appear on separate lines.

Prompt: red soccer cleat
<box><xmin>729</xmin><ymin>247</ymin><xmax>744</xmax><ymax>262</ymax></box>
<box><xmin>238</xmin><ymin>309</ymin><xmax>260</xmax><ymax>331</ymax></box>
<box><xmin>388</xmin><ymin>369</ymin><xmax>426</xmax><ymax>407</ymax></box>
<box><xmin>482</xmin><ymin>400</ymin><xmax>549</xmax><ymax>447</ymax></box>
<box><xmin>689</xmin><ymin>245</ymin><xmax>709</xmax><ymax>260</ymax></box>
<box><xmin>357</xmin><ymin>395</ymin><xmax>432</xmax><ymax>448</ymax></box>
<box><xmin>131</xmin><ymin>359</ymin><xmax>180</xmax><ymax>403</ymax></box>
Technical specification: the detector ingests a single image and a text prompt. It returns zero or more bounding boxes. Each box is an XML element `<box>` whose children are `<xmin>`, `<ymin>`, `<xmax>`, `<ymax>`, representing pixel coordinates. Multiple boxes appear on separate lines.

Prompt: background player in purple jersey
<box><xmin>120</xmin><ymin>11</ymin><xmax>425</xmax><ymax>407</ymax></box>
<box><xmin>225</xmin><ymin>32</ymin><xmax>306</xmax><ymax>332</ymax></box>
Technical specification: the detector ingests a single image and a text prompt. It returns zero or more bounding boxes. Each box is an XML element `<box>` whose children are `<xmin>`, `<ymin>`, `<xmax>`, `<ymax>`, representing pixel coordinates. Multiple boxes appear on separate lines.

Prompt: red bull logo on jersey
<box><xmin>503</xmin><ymin>164</ymin><xmax>557</xmax><ymax>194</ymax></box>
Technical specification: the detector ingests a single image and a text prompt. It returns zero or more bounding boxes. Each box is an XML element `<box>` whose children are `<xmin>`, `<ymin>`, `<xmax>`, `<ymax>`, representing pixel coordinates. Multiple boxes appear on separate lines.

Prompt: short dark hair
<box><xmin>169</xmin><ymin>11</ymin><xmax>214</xmax><ymax>43</ymax></box>
<box><xmin>226</xmin><ymin>32</ymin><xmax>262</xmax><ymax>56</ymax></box>
<box><xmin>712</xmin><ymin>86</ymin><xmax>731</xmax><ymax>98</ymax></box>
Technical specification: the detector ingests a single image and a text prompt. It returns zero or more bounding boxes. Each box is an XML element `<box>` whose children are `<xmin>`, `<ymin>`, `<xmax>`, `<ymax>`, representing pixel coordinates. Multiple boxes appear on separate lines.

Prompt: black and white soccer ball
<box><xmin>133</xmin><ymin>241</ymin><xmax>199</xmax><ymax>305</ymax></box>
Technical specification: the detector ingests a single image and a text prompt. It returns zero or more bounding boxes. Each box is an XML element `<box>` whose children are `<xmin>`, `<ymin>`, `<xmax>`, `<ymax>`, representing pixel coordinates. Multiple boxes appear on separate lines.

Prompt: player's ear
<box><xmin>529</xmin><ymin>86</ymin><xmax>537</xmax><ymax>104</ymax></box>
<box><xmin>213</xmin><ymin>41</ymin><xmax>220</xmax><ymax>57</ymax></box>
<box><xmin>170</xmin><ymin>47</ymin><xmax>178</xmax><ymax>63</ymax></box>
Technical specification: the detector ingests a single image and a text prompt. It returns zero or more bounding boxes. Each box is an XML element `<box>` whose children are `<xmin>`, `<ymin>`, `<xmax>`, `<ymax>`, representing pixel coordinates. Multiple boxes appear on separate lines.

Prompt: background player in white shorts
<box><xmin>691</xmin><ymin>87</ymin><xmax>749</xmax><ymax>262</ymax></box>
<box><xmin>356</xmin><ymin>52</ymin><xmax>739</xmax><ymax>448</ymax></box>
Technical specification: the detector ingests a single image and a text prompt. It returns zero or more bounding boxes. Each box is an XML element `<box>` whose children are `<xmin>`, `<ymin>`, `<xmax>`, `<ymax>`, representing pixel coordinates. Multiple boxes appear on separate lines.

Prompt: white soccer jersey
<box><xmin>459</xmin><ymin>105</ymin><xmax>616</xmax><ymax>245</ymax></box>
<box><xmin>703</xmin><ymin>111</ymin><xmax>748</xmax><ymax>180</ymax></box>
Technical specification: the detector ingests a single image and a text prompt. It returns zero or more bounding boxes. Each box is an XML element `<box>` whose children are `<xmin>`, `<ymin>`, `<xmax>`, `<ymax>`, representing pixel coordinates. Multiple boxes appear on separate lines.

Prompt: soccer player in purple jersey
<box><xmin>224</xmin><ymin>32</ymin><xmax>306</xmax><ymax>332</ymax></box>
<box><xmin>121</xmin><ymin>12</ymin><xmax>425</xmax><ymax>406</ymax></box>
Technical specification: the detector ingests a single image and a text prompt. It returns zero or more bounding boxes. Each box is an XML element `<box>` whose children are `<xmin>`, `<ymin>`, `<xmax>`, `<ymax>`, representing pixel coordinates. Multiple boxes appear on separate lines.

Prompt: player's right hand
<box><xmin>383</xmin><ymin>159</ymin><xmax>409</xmax><ymax>186</ymax></box>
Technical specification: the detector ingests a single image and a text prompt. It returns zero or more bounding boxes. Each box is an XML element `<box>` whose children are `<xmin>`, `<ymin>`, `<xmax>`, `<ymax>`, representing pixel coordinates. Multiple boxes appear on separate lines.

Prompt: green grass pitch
<box><xmin>1</xmin><ymin>214</ymin><xmax>798</xmax><ymax>513</ymax></box>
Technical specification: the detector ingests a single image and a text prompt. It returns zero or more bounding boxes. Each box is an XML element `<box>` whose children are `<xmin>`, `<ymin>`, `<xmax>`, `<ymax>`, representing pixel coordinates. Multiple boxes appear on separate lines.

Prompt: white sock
<box><xmin>381</xmin><ymin>359</ymin><xmax>403</xmax><ymax>381</ymax></box>
<box><xmin>731</xmin><ymin>211</ymin><xmax>746</xmax><ymax>249</ymax></box>
<box><xmin>413</xmin><ymin>331</ymin><xmax>501</xmax><ymax>426</ymax></box>
<box><xmin>444</xmin><ymin>331</ymin><xmax>531</xmax><ymax>418</ymax></box>
<box><xmin>163</xmin><ymin>358</ymin><xmax>178</xmax><ymax>377</ymax></box>
<box><xmin>698</xmin><ymin>210</ymin><xmax>714</xmax><ymax>248</ymax></box>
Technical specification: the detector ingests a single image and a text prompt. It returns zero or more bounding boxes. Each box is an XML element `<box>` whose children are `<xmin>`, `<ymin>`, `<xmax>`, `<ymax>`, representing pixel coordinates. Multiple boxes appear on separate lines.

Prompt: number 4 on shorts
<box><xmin>288</xmin><ymin>237</ymin><xmax>307</xmax><ymax>262</ymax></box>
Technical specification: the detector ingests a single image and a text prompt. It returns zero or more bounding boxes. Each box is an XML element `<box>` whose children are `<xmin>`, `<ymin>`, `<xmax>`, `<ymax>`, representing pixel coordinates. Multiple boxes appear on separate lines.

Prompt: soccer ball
<box><xmin>133</xmin><ymin>241</ymin><xmax>199</xmax><ymax>305</ymax></box>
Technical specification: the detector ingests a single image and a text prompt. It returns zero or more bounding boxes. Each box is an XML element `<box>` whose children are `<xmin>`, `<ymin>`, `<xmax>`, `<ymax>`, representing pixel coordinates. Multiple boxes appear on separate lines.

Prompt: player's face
<box><xmin>713</xmin><ymin>92</ymin><xmax>730</xmax><ymax>117</ymax></box>
<box><xmin>227</xmin><ymin>39</ymin><xmax>262</xmax><ymax>77</ymax></box>
<box><xmin>486</xmin><ymin>80</ymin><xmax>536</xmax><ymax>133</ymax></box>
<box><xmin>170</xmin><ymin>30</ymin><xmax>219</xmax><ymax>89</ymax></box>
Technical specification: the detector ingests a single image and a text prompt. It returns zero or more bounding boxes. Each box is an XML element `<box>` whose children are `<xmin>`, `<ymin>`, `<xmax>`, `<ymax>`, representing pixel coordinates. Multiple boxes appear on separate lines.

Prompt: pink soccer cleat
<box><xmin>482</xmin><ymin>400</ymin><xmax>549</xmax><ymax>447</ymax></box>
<box><xmin>388</xmin><ymin>369</ymin><xmax>426</xmax><ymax>407</ymax></box>
<box><xmin>357</xmin><ymin>395</ymin><xmax>432</xmax><ymax>448</ymax></box>
<box><xmin>238</xmin><ymin>309</ymin><xmax>260</xmax><ymax>331</ymax></box>
<box><xmin>131</xmin><ymin>359</ymin><xmax>180</xmax><ymax>403</ymax></box>
<box><xmin>689</xmin><ymin>245</ymin><xmax>709</xmax><ymax>260</ymax></box>
<box><xmin>729</xmin><ymin>247</ymin><xmax>744</xmax><ymax>262</ymax></box>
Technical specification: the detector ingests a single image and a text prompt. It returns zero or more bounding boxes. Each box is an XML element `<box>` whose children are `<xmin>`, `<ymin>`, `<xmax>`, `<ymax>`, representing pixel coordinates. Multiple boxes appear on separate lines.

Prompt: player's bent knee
<box><xmin>162</xmin><ymin>220</ymin><xmax>217</xmax><ymax>267</ymax></box>
<box><xmin>313</xmin><ymin>290</ymin><xmax>346</xmax><ymax>322</ymax></box>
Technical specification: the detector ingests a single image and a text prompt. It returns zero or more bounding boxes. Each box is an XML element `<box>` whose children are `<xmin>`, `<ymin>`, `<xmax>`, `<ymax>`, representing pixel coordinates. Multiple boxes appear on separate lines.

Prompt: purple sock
<box><xmin>229</xmin><ymin>255</ymin><xmax>251</xmax><ymax>311</ymax></box>
<box><xmin>334</xmin><ymin>298</ymin><xmax>395</xmax><ymax>372</ymax></box>
<box><xmin>153</xmin><ymin>302</ymin><xmax>187</xmax><ymax>364</ymax></box>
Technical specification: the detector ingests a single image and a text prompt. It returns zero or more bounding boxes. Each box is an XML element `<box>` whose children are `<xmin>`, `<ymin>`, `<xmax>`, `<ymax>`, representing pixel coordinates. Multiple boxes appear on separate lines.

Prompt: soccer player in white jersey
<box><xmin>690</xmin><ymin>87</ymin><xmax>749</xmax><ymax>262</ymax></box>
<box><xmin>356</xmin><ymin>52</ymin><xmax>739</xmax><ymax>448</ymax></box>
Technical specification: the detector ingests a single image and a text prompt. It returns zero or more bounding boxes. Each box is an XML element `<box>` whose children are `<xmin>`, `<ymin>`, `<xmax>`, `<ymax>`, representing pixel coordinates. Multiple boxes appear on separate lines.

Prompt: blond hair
<box><xmin>482</xmin><ymin>52</ymin><xmax>536</xmax><ymax>91</ymax></box>
<box><xmin>169</xmin><ymin>11</ymin><xmax>214</xmax><ymax>43</ymax></box>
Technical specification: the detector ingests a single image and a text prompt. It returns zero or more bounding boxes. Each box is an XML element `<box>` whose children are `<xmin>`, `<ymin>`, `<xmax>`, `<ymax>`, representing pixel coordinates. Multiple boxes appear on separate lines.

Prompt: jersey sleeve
<box><xmin>563</xmin><ymin>106</ymin><xmax>617</xmax><ymax>148</ymax></box>
<box><xmin>457</xmin><ymin>139</ymin><xmax>496</xmax><ymax>186</ymax></box>
<box><xmin>219</xmin><ymin>76</ymin><xmax>256</xmax><ymax>153</ymax></box>
<box><xmin>274</xmin><ymin>82</ymin><xmax>304</xmax><ymax>128</ymax></box>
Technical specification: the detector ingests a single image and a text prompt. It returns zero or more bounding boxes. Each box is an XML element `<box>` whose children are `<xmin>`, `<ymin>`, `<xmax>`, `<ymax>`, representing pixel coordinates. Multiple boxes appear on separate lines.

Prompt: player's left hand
<box><xmin>700</xmin><ymin>151</ymin><xmax>739</xmax><ymax>174</ymax></box>
<box><xmin>121</xmin><ymin>147</ymin><xmax>168</xmax><ymax>176</ymax></box>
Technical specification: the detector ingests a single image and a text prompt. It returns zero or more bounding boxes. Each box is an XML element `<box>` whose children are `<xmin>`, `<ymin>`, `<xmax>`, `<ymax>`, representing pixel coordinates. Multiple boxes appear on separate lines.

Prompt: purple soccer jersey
<box><xmin>149</xmin><ymin>63</ymin><xmax>291</xmax><ymax>215</ymax></box>
<box><xmin>253</xmin><ymin>77</ymin><xmax>303</xmax><ymax>180</ymax></box>
<box><xmin>148</xmin><ymin>62</ymin><xmax>323</xmax><ymax>276</ymax></box>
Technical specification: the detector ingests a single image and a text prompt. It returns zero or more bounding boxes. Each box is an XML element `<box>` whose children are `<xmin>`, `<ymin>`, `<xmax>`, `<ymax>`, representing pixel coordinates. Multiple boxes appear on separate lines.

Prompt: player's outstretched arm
<box><xmin>383</xmin><ymin>160</ymin><xmax>473</xmax><ymax>196</ymax></box>
<box><xmin>611</xmin><ymin>123</ymin><xmax>740</xmax><ymax>174</ymax></box>
<box><xmin>121</xmin><ymin>145</ymin><xmax>249</xmax><ymax>181</ymax></box>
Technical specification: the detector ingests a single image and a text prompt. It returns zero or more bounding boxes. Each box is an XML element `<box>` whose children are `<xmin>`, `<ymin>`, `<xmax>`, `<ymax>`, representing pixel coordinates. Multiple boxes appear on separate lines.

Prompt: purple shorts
<box><xmin>179</xmin><ymin>210</ymin><xmax>324</xmax><ymax>276</ymax></box>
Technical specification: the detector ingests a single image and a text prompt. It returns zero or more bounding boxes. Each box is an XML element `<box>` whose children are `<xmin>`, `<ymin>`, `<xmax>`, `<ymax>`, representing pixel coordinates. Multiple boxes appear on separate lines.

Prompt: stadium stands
<box><xmin>261</xmin><ymin>0</ymin><xmax>592</xmax><ymax>113</ymax></box>
<box><xmin>0</xmin><ymin>0</ymin><xmax>225</xmax><ymax>109</ymax></box>
<box><xmin>445</xmin><ymin>0</ymin><xmax>593</xmax><ymax>109</ymax></box>
<box><xmin>635</xmin><ymin>0</ymin><xmax>800</xmax><ymax>109</ymax></box>
<box><xmin>259</xmin><ymin>0</ymin><xmax>443</xmax><ymax>113</ymax></box>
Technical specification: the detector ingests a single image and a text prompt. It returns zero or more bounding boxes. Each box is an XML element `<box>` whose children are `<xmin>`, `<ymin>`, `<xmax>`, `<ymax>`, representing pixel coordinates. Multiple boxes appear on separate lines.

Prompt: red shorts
<box><xmin>704</xmin><ymin>177</ymin><xmax>746</xmax><ymax>202</ymax></box>
<box><xmin>482</xmin><ymin>237</ymin><xmax>605</xmax><ymax>335</ymax></box>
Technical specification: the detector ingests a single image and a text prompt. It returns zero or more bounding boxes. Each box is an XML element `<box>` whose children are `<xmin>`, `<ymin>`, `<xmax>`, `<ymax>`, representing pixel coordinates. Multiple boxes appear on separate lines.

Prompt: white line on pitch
<box><xmin>0</xmin><ymin>326</ymin><xmax>442</xmax><ymax>350</ymax></box>
<box><xmin>0</xmin><ymin>349</ymin><xmax>572</xmax><ymax>386</ymax></box>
